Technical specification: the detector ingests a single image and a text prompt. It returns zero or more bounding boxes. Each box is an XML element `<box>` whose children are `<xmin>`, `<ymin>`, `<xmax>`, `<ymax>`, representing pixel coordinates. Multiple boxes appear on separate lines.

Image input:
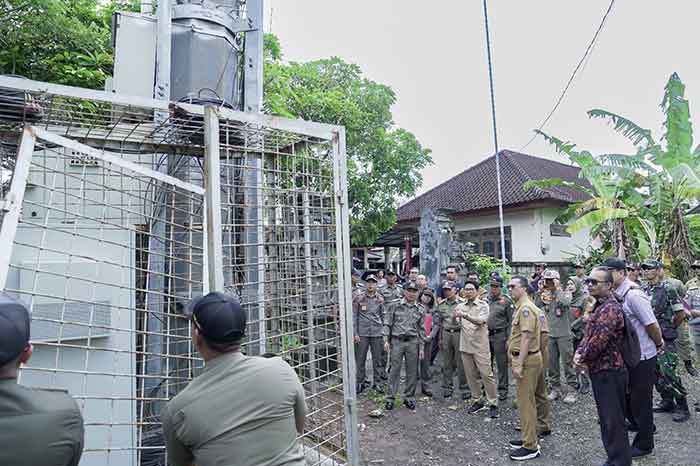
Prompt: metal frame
<box><xmin>203</xmin><ymin>106</ymin><xmax>225</xmax><ymax>291</ymax></box>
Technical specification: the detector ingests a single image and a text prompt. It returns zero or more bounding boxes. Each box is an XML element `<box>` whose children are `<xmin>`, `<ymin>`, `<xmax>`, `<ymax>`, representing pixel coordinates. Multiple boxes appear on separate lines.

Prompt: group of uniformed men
<box><xmin>352</xmin><ymin>257</ymin><xmax>700</xmax><ymax>463</ymax></box>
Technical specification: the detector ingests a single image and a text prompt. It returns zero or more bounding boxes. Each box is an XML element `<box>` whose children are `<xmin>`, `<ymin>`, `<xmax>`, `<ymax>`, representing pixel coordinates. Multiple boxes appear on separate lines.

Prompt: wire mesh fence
<box><xmin>0</xmin><ymin>77</ymin><xmax>357</xmax><ymax>466</ymax></box>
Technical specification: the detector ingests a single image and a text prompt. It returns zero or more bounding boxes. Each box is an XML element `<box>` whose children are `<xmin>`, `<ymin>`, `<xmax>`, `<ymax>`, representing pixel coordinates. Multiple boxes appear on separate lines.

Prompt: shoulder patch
<box><xmin>522</xmin><ymin>308</ymin><xmax>530</xmax><ymax>318</ymax></box>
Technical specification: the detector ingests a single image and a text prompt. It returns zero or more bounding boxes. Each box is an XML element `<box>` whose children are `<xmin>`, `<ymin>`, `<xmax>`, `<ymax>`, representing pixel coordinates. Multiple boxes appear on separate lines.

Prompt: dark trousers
<box><xmin>489</xmin><ymin>330</ymin><xmax>509</xmax><ymax>397</ymax></box>
<box><xmin>626</xmin><ymin>357</ymin><xmax>657</xmax><ymax>452</ymax></box>
<box><xmin>591</xmin><ymin>369</ymin><xmax>632</xmax><ymax>466</ymax></box>
<box><xmin>430</xmin><ymin>333</ymin><xmax>440</xmax><ymax>365</ymax></box>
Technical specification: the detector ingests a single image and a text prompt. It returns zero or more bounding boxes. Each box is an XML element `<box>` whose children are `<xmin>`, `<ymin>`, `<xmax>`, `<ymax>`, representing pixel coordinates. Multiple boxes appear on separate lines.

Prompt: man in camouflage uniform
<box><xmin>487</xmin><ymin>275</ymin><xmax>514</xmax><ymax>401</ymax></box>
<box><xmin>353</xmin><ymin>275</ymin><xmax>385</xmax><ymax>394</ymax></box>
<box><xmin>383</xmin><ymin>282</ymin><xmax>426</xmax><ymax>410</ymax></box>
<box><xmin>660</xmin><ymin>268</ymin><xmax>698</xmax><ymax>376</ymax></box>
<box><xmin>437</xmin><ymin>281</ymin><xmax>470</xmax><ymax>400</ymax></box>
<box><xmin>568</xmin><ymin>269</ymin><xmax>590</xmax><ymax>394</ymax></box>
<box><xmin>535</xmin><ymin>269</ymin><xmax>577</xmax><ymax>404</ymax></box>
<box><xmin>685</xmin><ymin>260</ymin><xmax>700</xmax><ymax>412</ymax></box>
<box><xmin>642</xmin><ymin>259</ymin><xmax>691</xmax><ymax>422</ymax></box>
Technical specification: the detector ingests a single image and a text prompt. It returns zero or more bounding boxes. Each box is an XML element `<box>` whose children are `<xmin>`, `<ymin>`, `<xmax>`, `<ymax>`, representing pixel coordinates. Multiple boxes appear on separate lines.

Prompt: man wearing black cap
<box><xmin>162</xmin><ymin>292</ymin><xmax>307</xmax><ymax>466</ymax></box>
<box><xmin>383</xmin><ymin>282</ymin><xmax>426</xmax><ymax>410</ymax></box>
<box><xmin>603</xmin><ymin>258</ymin><xmax>663</xmax><ymax>457</ymax></box>
<box><xmin>0</xmin><ymin>294</ymin><xmax>84</xmax><ymax>466</ymax></box>
<box><xmin>353</xmin><ymin>275</ymin><xmax>385</xmax><ymax>394</ymax></box>
<box><xmin>641</xmin><ymin>259</ymin><xmax>691</xmax><ymax>423</ymax></box>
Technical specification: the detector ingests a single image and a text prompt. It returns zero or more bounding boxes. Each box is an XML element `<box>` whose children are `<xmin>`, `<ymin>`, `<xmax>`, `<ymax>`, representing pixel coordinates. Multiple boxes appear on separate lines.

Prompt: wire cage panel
<box><xmin>0</xmin><ymin>77</ymin><xmax>358</xmax><ymax>466</ymax></box>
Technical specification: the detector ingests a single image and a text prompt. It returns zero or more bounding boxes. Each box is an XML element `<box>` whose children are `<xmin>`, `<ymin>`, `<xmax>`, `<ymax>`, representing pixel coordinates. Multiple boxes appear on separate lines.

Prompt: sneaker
<box><xmin>546</xmin><ymin>390</ymin><xmax>559</xmax><ymax>401</ymax></box>
<box><xmin>509</xmin><ymin>446</ymin><xmax>541</xmax><ymax>461</ymax></box>
<box><xmin>630</xmin><ymin>447</ymin><xmax>653</xmax><ymax>458</ymax></box>
<box><xmin>489</xmin><ymin>405</ymin><xmax>499</xmax><ymax>419</ymax></box>
<box><xmin>562</xmin><ymin>392</ymin><xmax>577</xmax><ymax>404</ymax></box>
<box><xmin>384</xmin><ymin>400</ymin><xmax>394</xmax><ymax>411</ymax></box>
<box><xmin>509</xmin><ymin>439</ymin><xmax>524</xmax><ymax>449</ymax></box>
<box><xmin>467</xmin><ymin>400</ymin><xmax>487</xmax><ymax>414</ymax></box>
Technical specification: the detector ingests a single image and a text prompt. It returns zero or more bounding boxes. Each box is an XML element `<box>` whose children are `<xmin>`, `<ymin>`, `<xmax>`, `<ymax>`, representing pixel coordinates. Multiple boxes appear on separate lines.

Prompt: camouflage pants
<box><xmin>676</xmin><ymin>321</ymin><xmax>693</xmax><ymax>362</ymax></box>
<box><xmin>655</xmin><ymin>346</ymin><xmax>687</xmax><ymax>403</ymax></box>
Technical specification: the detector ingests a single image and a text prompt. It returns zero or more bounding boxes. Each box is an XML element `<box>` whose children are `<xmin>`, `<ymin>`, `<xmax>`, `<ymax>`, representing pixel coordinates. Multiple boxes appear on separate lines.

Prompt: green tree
<box><xmin>264</xmin><ymin>38</ymin><xmax>432</xmax><ymax>246</ymax></box>
<box><xmin>525</xmin><ymin>73</ymin><xmax>700</xmax><ymax>279</ymax></box>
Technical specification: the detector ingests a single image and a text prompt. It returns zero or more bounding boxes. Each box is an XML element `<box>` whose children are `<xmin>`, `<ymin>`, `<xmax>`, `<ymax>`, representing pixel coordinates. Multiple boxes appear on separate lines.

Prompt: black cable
<box><xmin>519</xmin><ymin>0</ymin><xmax>616</xmax><ymax>152</ymax></box>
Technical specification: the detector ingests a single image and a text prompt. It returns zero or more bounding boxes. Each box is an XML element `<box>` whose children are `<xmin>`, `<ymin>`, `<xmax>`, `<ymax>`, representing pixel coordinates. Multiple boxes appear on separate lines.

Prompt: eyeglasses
<box><xmin>626</xmin><ymin>267</ymin><xmax>637</xmax><ymax>271</ymax></box>
<box><xmin>584</xmin><ymin>278</ymin><xmax>610</xmax><ymax>286</ymax></box>
<box><xmin>640</xmin><ymin>265</ymin><xmax>657</xmax><ymax>271</ymax></box>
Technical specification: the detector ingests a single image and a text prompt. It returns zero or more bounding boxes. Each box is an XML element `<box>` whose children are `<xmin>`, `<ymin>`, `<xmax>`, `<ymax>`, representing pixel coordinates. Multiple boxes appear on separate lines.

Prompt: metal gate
<box><xmin>0</xmin><ymin>77</ymin><xmax>358</xmax><ymax>466</ymax></box>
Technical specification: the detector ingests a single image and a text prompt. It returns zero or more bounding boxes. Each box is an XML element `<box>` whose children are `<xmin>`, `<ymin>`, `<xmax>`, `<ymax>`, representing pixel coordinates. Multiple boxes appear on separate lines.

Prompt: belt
<box><xmin>511</xmin><ymin>350</ymin><xmax>540</xmax><ymax>357</ymax></box>
<box><xmin>443</xmin><ymin>328</ymin><xmax>461</xmax><ymax>333</ymax></box>
<box><xmin>392</xmin><ymin>335</ymin><xmax>417</xmax><ymax>342</ymax></box>
<box><xmin>489</xmin><ymin>328</ymin><xmax>507</xmax><ymax>336</ymax></box>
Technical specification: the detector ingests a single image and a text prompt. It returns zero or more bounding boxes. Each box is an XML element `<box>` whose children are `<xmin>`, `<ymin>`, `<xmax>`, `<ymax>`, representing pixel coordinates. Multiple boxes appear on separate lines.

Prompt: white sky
<box><xmin>265</xmin><ymin>0</ymin><xmax>700</xmax><ymax>195</ymax></box>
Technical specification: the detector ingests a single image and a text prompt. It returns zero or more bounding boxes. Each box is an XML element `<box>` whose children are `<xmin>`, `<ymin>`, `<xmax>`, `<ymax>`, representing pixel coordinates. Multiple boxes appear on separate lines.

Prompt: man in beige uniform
<box><xmin>456</xmin><ymin>280</ymin><xmax>499</xmax><ymax>418</ymax></box>
<box><xmin>507</xmin><ymin>276</ymin><xmax>544</xmax><ymax>461</ymax></box>
<box><xmin>0</xmin><ymin>294</ymin><xmax>84</xmax><ymax>466</ymax></box>
<box><xmin>162</xmin><ymin>292</ymin><xmax>307</xmax><ymax>466</ymax></box>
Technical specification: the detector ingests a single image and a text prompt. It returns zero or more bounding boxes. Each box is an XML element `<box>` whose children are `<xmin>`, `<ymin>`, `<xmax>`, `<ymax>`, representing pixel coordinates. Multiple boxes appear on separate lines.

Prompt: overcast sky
<box><xmin>265</xmin><ymin>1</ymin><xmax>700</xmax><ymax>196</ymax></box>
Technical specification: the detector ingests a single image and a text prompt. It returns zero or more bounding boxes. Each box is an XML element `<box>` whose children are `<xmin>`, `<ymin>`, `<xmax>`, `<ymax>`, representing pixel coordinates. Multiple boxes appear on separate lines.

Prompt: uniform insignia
<box><xmin>522</xmin><ymin>308</ymin><xmax>529</xmax><ymax>318</ymax></box>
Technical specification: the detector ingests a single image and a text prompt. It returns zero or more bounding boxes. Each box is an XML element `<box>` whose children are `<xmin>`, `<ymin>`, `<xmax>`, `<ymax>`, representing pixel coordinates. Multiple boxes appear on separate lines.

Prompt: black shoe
<box><xmin>404</xmin><ymin>399</ymin><xmax>416</xmax><ymax>410</ymax></box>
<box><xmin>499</xmin><ymin>392</ymin><xmax>508</xmax><ymax>401</ymax></box>
<box><xmin>509</xmin><ymin>446</ymin><xmax>540</xmax><ymax>461</ymax></box>
<box><xmin>630</xmin><ymin>447</ymin><xmax>653</xmax><ymax>458</ymax></box>
<box><xmin>489</xmin><ymin>405</ymin><xmax>499</xmax><ymax>419</ymax></box>
<box><xmin>371</xmin><ymin>384</ymin><xmax>384</xmax><ymax>394</ymax></box>
<box><xmin>538</xmin><ymin>430</ymin><xmax>552</xmax><ymax>439</ymax></box>
<box><xmin>509</xmin><ymin>439</ymin><xmax>524</xmax><ymax>449</ymax></box>
<box><xmin>467</xmin><ymin>400</ymin><xmax>486</xmax><ymax>414</ymax></box>
<box><xmin>462</xmin><ymin>392</ymin><xmax>471</xmax><ymax>401</ymax></box>
<box><xmin>672</xmin><ymin>400</ymin><xmax>691</xmax><ymax>423</ymax></box>
<box><xmin>685</xmin><ymin>360</ymin><xmax>699</xmax><ymax>377</ymax></box>
<box><xmin>653</xmin><ymin>400</ymin><xmax>676</xmax><ymax>413</ymax></box>
<box><xmin>356</xmin><ymin>383</ymin><xmax>365</xmax><ymax>395</ymax></box>
<box><xmin>384</xmin><ymin>400</ymin><xmax>394</xmax><ymax>411</ymax></box>
<box><xmin>422</xmin><ymin>388</ymin><xmax>433</xmax><ymax>397</ymax></box>
<box><xmin>443</xmin><ymin>390</ymin><xmax>453</xmax><ymax>399</ymax></box>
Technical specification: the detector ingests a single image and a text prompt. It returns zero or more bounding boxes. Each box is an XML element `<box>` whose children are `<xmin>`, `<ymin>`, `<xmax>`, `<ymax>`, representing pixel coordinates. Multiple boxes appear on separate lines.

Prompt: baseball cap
<box><xmin>365</xmin><ymin>274</ymin><xmax>378</xmax><ymax>283</ymax></box>
<box><xmin>186</xmin><ymin>292</ymin><xmax>246</xmax><ymax>343</ymax></box>
<box><xmin>0</xmin><ymin>294</ymin><xmax>31</xmax><ymax>365</ymax></box>
<box><xmin>641</xmin><ymin>259</ymin><xmax>663</xmax><ymax>269</ymax></box>
<box><xmin>601</xmin><ymin>257</ymin><xmax>626</xmax><ymax>271</ymax></box>
<box><xmin>404</xmin><ymin>281</ymin><xmax>419</xmax><ymax>291</ymax></box>
<box><xmin>535</xmin><ymin>262</ymin><xmax>547</xmax><ymax>267</ymax></box>
<box><xmin>386</xmin><ymin>270</ymin><xmax>396</xmax><ymax>276</ymax></box>
<box><xmin>410</xmin><ymin>267</ymin><xmax>420</xmax><ymax>274</ymax></box>
<box><xmin>490</xmin><ymin>275</ymin><xmax>504</xmax><ymax>286</ymax></box>
<box><xmin>573</xmin><ymin>260</ymin><xmax>585</xmax><ymax>268</ymax></box>
<box><xmin>542</xmin><ymin>269</ymin><xmax>560</xmax><ymax>280</ymax></box>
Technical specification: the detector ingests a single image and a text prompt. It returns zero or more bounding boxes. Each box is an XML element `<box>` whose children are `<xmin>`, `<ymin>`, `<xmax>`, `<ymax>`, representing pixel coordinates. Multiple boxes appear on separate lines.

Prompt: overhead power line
<box><xmin>520</xmin><ymin>0</ymin><xmax>616</xmax><ymax>152</ymax></box>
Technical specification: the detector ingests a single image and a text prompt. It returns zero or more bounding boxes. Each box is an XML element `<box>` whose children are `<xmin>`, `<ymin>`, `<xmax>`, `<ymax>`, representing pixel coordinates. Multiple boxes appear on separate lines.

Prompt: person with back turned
<box><xmin>0</xmin><ymin>293</ymin><xmax>84</xmax><ymax>466</ymax></box>
<box><xmin>162</xmin><ymin>292</ymin><xmax>307</xmax><ymax>466</ymax></box>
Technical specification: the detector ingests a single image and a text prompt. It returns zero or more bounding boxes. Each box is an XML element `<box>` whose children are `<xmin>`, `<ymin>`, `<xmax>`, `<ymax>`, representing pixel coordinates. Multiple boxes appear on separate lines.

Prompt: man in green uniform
<box><xmin>436</xmin><ymin>280</ymin><xmax>470</xmax><ymax>400</ymax></box>
<box><xmin>162</xmin><ymin>292</ymin><xmax>307</xmax><ymax>466</ymax></box>
<box><xmin>0</xmin><ymin>294</ymin><xmax>84</xmax><ymax>466</ymax></box>
<box><xmin>507</xmin><ymin>276</ymin><xmax>543</xmax><ymax>461</ymax></box>
<box><xmin>535</xmin><ymin>269</ymin><xmax>577</xmax><ymax>404</ymax></box>
<box><xmin>353</xmin><ymin>274</ymin><xmax>385</xmax><ymax>394</ymax></box>
<box><xmin>642</xmin><ymin>259</ymin><xmax>691</xmax><ymax>422</ymax></box>
<box><xmin>660</xmin><ymin>268</ymin><xmax>698</xmax><ymax>376</ymax></box>
<box><xmin>383</xmin><ymin>282</ymin><xmax>426</xmax><ymax>410</ymax></box>
<box><xmin>487</xmin><ymin>275</ymin><xmax>514</xmax><ymax>401</ymax></box>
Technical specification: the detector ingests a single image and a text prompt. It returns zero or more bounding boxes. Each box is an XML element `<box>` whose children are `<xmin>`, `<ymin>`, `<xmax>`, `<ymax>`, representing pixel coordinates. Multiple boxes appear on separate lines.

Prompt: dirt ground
<box><xmin>356</xmin><ymin>366</ymin><xmax>700</xmax><ymax>466</ymax></box>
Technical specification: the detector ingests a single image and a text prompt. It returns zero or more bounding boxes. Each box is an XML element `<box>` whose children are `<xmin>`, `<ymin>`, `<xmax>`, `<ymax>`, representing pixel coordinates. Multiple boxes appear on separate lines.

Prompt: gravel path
<box><xmin>356</xmin><ymin>369</ymin><xmax>700</xmax><ymax>466</ymax></box>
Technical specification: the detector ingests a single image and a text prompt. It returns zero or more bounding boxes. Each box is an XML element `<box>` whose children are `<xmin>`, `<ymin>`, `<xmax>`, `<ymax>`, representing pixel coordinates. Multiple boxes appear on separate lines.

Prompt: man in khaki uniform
<box><xmin>380</xmin><ymin>270</ymin><xmax>404</xmax><ymax>304</ymax></box>
<box><xmin>456</xmin><ymin>280</ymin><xmax>499</xmax><ymax>418</ymax></box>
<box><xmin>437</xmin><ymin>281</ymin><xmax>470</xmax><ymax>400</ymax></box>
<box><xmin>162</xmin><ymin>292</ymin><xmax>307</xmax><ymax>466</ymax></box>
<box><xmin>0</xmin><ymin>294</ymin><xmax>84</xmax><ymax>466</ymax></box>
<box><xmin>507</xmin><ymin>276</ymin><xmax>544</xmax><ymax>461</ymax></box>
<box><xmin>383</xmin><ymin>282</ymin><xmax>426</xmax><ymax>410</ymax></box>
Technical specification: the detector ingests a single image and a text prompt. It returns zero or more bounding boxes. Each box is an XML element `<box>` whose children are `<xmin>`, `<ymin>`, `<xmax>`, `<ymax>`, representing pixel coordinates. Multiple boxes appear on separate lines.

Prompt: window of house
<box><xmin>457</xmin><ymin>226</ymin><xmax>512</xmax><ymax>261</ymax></box>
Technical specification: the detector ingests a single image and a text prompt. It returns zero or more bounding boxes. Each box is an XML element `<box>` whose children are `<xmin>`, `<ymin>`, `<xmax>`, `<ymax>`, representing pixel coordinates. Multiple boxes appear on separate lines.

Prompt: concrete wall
<box><xmin>452</xmin><ymin>206</ymin><xmax>591</xmax><ymax>264</ymax></box>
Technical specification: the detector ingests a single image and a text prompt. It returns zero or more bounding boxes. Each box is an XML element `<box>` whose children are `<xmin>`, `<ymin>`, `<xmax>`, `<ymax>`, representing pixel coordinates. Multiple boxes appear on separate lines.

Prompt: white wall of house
<box><xmin>452</xmin><ymin>206</ymin><xmax>591</xmax><ymax>263</ymax></box>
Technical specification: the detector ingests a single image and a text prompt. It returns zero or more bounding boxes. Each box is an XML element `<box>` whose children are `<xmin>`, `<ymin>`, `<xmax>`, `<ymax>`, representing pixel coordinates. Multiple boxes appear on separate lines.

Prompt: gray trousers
<box><xmin>548</xmin><ymin>335</ymin><xmax>577</xmax><ymax>389</ymax></box>
<box><xmin>388</xmin><ymin>337</ymin><xmax>419</xmax><ymax>401</ymax></box>
<box><xmin>441</xmin><ymin>330</ymin><xmax>469</xmax><ymax>395</ymax></box>
<box><xmin>489</xmin><ymin>330</ymin><xmax>509</xmax><ymax>397</ymax></box>
<box><xmin>356</xmin><ymin>336</ymin><xmax>383</xmax><ymax>385</ymax></box>
<box><xmin>419</xmin><ymin>340</ymin><xmax>431</xmax><ymax>388</ymax></box>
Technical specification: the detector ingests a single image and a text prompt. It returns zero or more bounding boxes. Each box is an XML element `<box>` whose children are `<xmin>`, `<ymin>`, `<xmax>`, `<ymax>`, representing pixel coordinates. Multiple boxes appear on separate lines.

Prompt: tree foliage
<box><xmin>527</xmin><ymin>73</ymin><xmax>700</xmax><ymax>280</ymax></box>
<box><xmin>263</xmin><ymin>37</ymin><xmax>432</xmax><ymax>246</ymax></box>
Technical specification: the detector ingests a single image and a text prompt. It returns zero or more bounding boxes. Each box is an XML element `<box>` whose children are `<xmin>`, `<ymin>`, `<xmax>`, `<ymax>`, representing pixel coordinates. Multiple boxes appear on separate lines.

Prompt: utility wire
<box><xmin>482</xmin><ymin>0</ymin><xmax>507</xmax><ymax>268</ymax></box>
<box><xmin>519</xmin><ymin>0</ymin><xmax>616</xmax><ymax>152</ymax></box>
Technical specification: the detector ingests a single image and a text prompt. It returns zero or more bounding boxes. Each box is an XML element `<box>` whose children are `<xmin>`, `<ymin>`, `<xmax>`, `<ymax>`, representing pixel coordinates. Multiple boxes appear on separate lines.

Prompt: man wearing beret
<box><xmin>0</xmin><ymin>294</ymin><xmax>84</xmax><ymax>466</ymax></box>
<box><xmin>162</xmin><ymin>292</ymin><xmax>307</xmax><ymax>466</ymax></box>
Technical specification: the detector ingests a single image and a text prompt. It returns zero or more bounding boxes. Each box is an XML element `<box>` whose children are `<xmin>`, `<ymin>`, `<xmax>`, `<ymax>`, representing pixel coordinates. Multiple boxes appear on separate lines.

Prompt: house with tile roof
<box><xmin>371</xmin><ymin>150</ymin><xmax>592</xmax><ymax>268</ymax></box>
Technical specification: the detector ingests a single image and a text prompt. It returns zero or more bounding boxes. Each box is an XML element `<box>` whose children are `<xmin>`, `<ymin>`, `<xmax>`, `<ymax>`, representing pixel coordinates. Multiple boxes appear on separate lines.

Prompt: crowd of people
<box><xmin>352</xmin><ymin>258</ymin><xmax>700</xmax><ymax>464</ymax></box>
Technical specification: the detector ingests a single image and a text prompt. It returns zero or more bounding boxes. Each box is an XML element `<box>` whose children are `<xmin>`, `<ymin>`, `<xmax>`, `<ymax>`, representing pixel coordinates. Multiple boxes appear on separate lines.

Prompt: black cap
<box><xmin>405</xmin><ymin>281</ymin><xmax>419</xmax><ymax>291</ymax></box>
<box><xmin>642</xmin><ymin>259</ymin><xmax>663</xmax><ymax>269</ymax></box>
<box><xmin>365</xmin><ymin>274</ymin><xmax>378</xmax><ymax>283</ymax></box>
<box><xmin>442</xmin><ymin>280</ymin><xmax>457</xmax><ymax>290</ymax></box>
<box><xmin>490</xmin><ymin>276</ymin><xmax>504</xmax><ymax>286</ymax></box>
<box><xmin>0</xmin><ymin>294</ymin><xmax>31</xmax><ymax>365</ymax></box>
<box><xmin>386</xmin><ymin>270</ymin><xmax>396</xmax><ymax>276</ymax></box>
<box><xmin>187</xmin><ymin>292</ymin><xmax>246</xmax><ymax>344</ymax></box>
<box><xmin>601</xmin><ymin>257</ymin><xmax>626</xmax><ymax>271</ymax></box>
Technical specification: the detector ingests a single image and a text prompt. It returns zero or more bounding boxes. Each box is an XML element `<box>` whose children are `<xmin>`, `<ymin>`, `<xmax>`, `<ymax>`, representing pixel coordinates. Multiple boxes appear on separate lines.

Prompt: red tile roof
<box><xmin>397</xmin><ymin>150</ymin><xmax>590</xmax><ymax>222</ymax></box>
